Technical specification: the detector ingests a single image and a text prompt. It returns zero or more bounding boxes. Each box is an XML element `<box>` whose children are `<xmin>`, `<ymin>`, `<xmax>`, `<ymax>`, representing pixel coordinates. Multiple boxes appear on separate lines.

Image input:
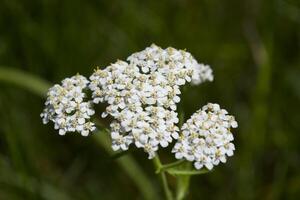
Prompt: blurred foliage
<box><xmin>0</xmin><ymin>0</ymin><xmax>300</xmax><ymax>199</ymax></box>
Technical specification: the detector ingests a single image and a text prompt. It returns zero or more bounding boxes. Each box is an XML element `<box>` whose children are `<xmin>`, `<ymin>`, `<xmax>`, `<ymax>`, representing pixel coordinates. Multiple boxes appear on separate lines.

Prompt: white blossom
<box><xmin>127</xmin><ymin>44</ymin><xmax>213</xmax><ymax>85</ymax></box>
<box><xmin>40</xmin><ymin>44</ymin><xmax>239</xmax><ymax>168</ymax></box>
<box><xmin>172</xmin><ymin>103</ymin><xmax>237</xmax><ymax>170</ymax></box>
<box><xmin>88</xmin><ymin>44</ymin><xmax>214</xmax><ymax>158</ymax></box>
<box><xmin>41</xmin><ymin>74</ymin><xmax>96</xmax><ymax>136</ymax></box>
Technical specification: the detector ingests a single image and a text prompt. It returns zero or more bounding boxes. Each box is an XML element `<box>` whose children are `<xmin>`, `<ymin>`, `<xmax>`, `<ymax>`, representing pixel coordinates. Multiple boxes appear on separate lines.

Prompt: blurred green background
<box><xmin>0</xmin><ymin>0</ymin><xmax>300</xmax><ymax>199</ymax></box>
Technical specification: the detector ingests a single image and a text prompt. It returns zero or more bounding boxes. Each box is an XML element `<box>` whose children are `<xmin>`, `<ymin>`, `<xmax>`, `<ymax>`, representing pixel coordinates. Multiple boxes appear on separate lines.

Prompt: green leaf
<box><xmin>0</xmin><ymin>67</ymin><xmax>51</xmax><ymax>96</ymax></box>
<box><xmin>166</xmin><ymin>168</ymin><xmax>211</xmax><ymax>176</ymax></box>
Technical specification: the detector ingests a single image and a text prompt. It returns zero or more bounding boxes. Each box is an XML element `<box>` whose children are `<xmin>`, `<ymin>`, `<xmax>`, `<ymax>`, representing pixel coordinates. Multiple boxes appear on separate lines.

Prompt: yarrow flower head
<box><xmin>41</xmin><ymin>74</ymin><xmax>96</xmax><ymax>136</ymax></box>
<box><xmin>172</xmin><ymin>103</ymin><xmax>238</xmax><ymax>170</ymax></box>
<box><xmin>127</xmin><ymin>44</ymin><xmax>213</xmax><ymax>85</ymax></box>
<box><xmin>89</xmin><ymin>44</ymin><xmax>213</xmax><ymax>158</ymax></box>
<box><xmin>41</xmin><ymin>44</ymin><xmax>239</xmax><ymax>169</ymax></box>
<box><xmin>40</xmin><ymin>45</ymin><xmax>239</xmax><ymax>200</ymax></box>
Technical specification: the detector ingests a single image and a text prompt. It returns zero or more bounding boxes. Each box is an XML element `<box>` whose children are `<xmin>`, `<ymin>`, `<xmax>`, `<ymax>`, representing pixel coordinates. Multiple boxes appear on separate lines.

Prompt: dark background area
<box><xmin>0</xmin><ymin>0</ymin><xmax>300</xmax><ymax>199</ymax></box>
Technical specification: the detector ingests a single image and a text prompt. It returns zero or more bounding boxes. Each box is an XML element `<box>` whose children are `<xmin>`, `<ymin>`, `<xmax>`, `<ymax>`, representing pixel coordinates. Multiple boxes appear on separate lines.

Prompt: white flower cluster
<box><xmin>41</xmin><ymin>75</ymin><xmax>96</xmax><ymax>136</ymax></box>
<box><xmin>41</xmin><ymin>44</ymin><xmax>234</xmax><ymax>166</ymax></box>
<box><xmin>89</xmin><ymin>44</ymin><xmax>213</xmax><ymax>158</ymax></box>
<box><xmin>172</xmin><ymin>103</ymin><xmax>238</xmax><ymax>170</ymax></box>
<box><xmin>89</xmin><ymin>61</ymin><xmax>180</xmax><ymax>159</ymax></box>
<box><xmin>127</xmin><ymin>44</ymin><xmax>213</xmax><ymax>85</ymax></box>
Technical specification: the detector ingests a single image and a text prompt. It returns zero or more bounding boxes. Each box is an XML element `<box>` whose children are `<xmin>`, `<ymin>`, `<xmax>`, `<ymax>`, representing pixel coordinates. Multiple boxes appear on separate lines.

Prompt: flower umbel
<box><xmin>127</xmin><ymin>44</ymin><xmax>213</xmax><ymax>85</ymax></box>
<box><xmin>89</xmin><ymin>60</ymin><xmax>180</xmax><ymax>158</ymax></box>
<box><xmin>172</xmin><ymin>103</ymin><xmax>238</xmax><ymax>170</ymax></box>
<box><xmin>40</xmin><ymin>44</ymin><xmax>238</xmax><ymax>168</ymax></box>
<box><xmin>40</xmin><ymin>44</ymin><xmax>238</xmax><ymax>200</ymax></box>
<box><xmin>89</xmin><ymin>44</ymin><xmax>213</xmax><ymax>158</ymax></box>
<box><xmin>41</xmin><ymin>74</ymin><xmax>96</xmax><ymax>136</ymax></box>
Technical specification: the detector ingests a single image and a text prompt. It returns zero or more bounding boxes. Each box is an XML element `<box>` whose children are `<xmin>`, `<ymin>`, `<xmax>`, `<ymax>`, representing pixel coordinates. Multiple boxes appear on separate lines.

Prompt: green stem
<box><xmin>175</xmin><ymin>87</ymin><xmax>191</xmax><ymax>200</ymax></box>
<box><xmin>176</xmin><ymin>175</ymin><xmax>191</xmax><ymax>200</ymax></box>
<box><xmin>157</xmin><ymin>160</ymin><xmax>185</xmax><ymax>173</ymax></box>
<box><xmin>153</xmin><ymin>155</ymin><xmax>173</xmax><ymax>200</ymax></box>
<box><xmin>174</xmin><ymin>162</ymin><xmax>192</xmax><ymax>200</ymax></box>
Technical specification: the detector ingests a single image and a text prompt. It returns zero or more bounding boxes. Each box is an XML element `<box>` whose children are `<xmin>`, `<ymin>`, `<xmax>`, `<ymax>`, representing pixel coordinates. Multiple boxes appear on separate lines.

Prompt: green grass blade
<box><xmin>0</xmin><ymin>67</ymin><xmax>51</xmax><ymax>97</ymax></box>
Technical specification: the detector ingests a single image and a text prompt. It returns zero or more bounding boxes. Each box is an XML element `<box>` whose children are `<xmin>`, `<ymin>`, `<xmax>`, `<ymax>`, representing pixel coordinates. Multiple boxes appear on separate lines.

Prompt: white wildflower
<box><xmin>127</xmin><ymin>44</ymin><xmax>213</xmax><ymax>85</ymax></box>
<box><xmin>89</xmin><ymin>44</ymin><xmax>214</xmax><ymax>158</ymax></box>
<box><xmin>172</xmin><ymin>103</ymin><xmax>237</xmax><ymax>170</ymax></box>
<box><xmin>89</xmin><ymin>61</ymin><xmax>180</xmax><ymax>158</ymax></box>
<box><xmin>41</xmin><ymin>74</ymin><xmax>96</xmax><ymax>136</ymax></box>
